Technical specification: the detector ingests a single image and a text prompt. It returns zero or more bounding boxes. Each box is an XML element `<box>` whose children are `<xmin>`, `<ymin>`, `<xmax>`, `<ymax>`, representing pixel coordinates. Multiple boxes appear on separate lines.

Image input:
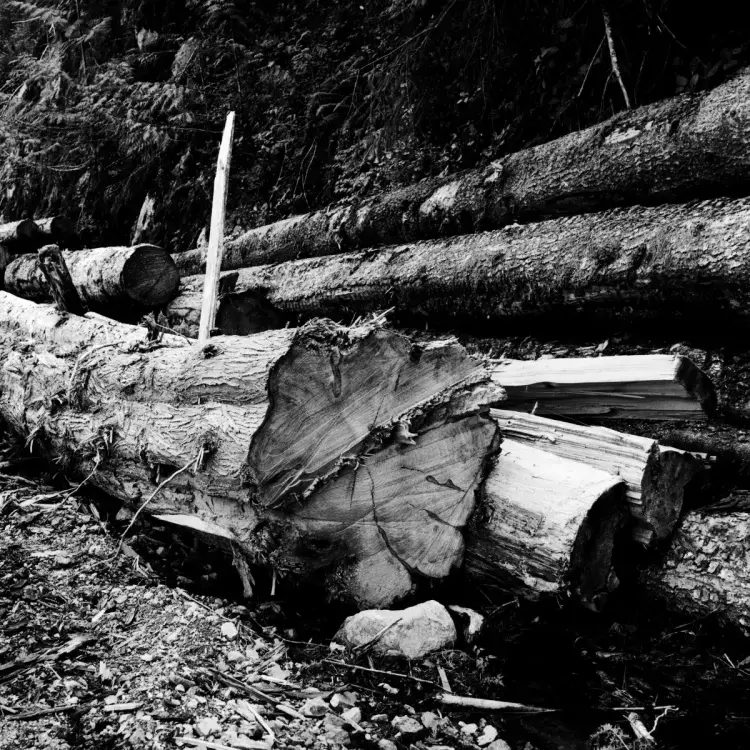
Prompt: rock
<box><xmin>334</xmin><ymin>601</ymin><xmax>456</xmax><ymax>659</ymax></box>
<box><xmin>460</xmin><ymin>722</ymin><xmax>479</xmax><ymax>735</ymax></box>
<box><xmin>448</xmin><ymin>605</ymin><xmax>486</xmax><ymax>643</ymax></box>
<box><xmin>477</xmin><ymin>725</ymin><xmax>499</xmax><ymax>746</ymax></box>
<box><xmin>226</xmin><ymin>650</ymin><xmax>244</xmax><ymax>662</ymax></box>
<box><xmin>323</xmin><ymin>726</ymin><xmax>350</xmax><ymax>745</ymax></box>
<box><xmin>421</xmin><ymin>711</ymin><xmax>440</xmax><ymax>732</ymax></box>
<box><xmin>194</xmin><ymin>717</ymin><xmax>222</xmax><ymax>737</ymax></box>
<box><xmin>391</xmin><ymin>715</ymin><xmax>424</xmax><ymax>740</ymax></box>
<box><xmin>301</xmin><ymin>697</ymin><xmax>329</xmax><ymax>717</ymax></box>
<box><xmin>486</xmin><ymin>740</ymin><xmax>512</xmax><ymax>750</ymax></box>
<box><xmin>341</xmin><ymin>707</ymin><xmax>362</xmax><ymax>724</ymax></box>
<box><xmin>221</xmin><ymin>621</ymin><xmax>238</xmax><ymax>639</ymax></box>
<box><xmin>378</xmin><ymin>741</ymin><xmax>398</xmax><ymax>750</ymax></box>
<box><xmin>371</xmin><ymin>714</ymin><xmax>388</xmax><ymax>723</ymax></box>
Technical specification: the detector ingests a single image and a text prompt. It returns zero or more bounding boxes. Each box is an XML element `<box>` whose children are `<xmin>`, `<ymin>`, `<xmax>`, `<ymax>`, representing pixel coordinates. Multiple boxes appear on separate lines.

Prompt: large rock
<box><xmin>334</xmin><ymin>600</ymin><xmax>456</xmax><ymax>659</ymax></box>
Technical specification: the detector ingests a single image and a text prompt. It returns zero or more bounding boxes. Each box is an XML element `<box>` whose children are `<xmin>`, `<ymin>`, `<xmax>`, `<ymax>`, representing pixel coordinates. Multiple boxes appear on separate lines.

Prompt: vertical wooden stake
<box><xmin>198</xmin><ymin>111</ymin><xmax>235</xmax><ymax>345</ymax></box>
<box><xmin>37</xmin><ymin>244</ymin><xmax>88</xmax><ymax>315</ymax></box>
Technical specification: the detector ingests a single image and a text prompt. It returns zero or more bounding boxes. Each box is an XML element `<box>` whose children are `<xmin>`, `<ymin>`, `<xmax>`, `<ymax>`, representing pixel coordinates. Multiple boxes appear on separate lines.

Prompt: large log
<box><xmin>172</xmin><ymin>67</ymin><xmax>750</xmax><ymax>275</ymax></box>
<box><xmin>34</xmin><ymin>216</ymin><xmax>78</xmax><ymax>249</ymax></box>
<box><xmin>491</xmin><ymin>354</ymin><xmax>715</xmax><ymax>420</ymax></box>
<box><xmin>0</xmin><ymin>292</ymin><xmax>505</xmax><ymax>607</ymax></box>
<box><xmin>167</xmin><ymin>198</ymin><xmax>750</xmax><ymax>330</ymax></box>
<box><xmin>464</xmin><ymin>439</ymin><xmax>628</xmax><ymax>611</ymax></box>
<box><xmin>490</xmin><ymin>409</ymin><xmax>699</xmax><ymax>545</ymax></box>
<box><xmin>641</xmin><ymin>512</ymin><xmax>750</xmax><ymax>637</ymax></box>
<box><xmin>4</xmin><ymin>244</ymin><xmax>180</xmax><ymax>312</ymax></box>
<box><xmin>0</xmin><ymin>219</ymin><xmax>42</xmax><ymax>248</ymax></box>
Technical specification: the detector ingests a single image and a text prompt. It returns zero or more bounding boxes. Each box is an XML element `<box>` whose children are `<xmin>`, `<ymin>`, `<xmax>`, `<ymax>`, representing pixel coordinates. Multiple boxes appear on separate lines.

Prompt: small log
<box><xmin>4</xmin><ymin>244</ymin><xmax>179</xmax><ymax>312</ymax></box>
<box><xmin>641</xmin><ymin>512</ymin><xmax>750</xmax><ymax>637</ymax></box>
<box><xmin>34</xmin><ymin>216</ymin><xmax>78</xmax><ymax>249</ymax></box>
<box><xmin>171</xmin><ymin>66</ymin><xmax>750</xmax><ymax>275</ymax></box>
<box><xmin>37</xmin><ymin>245</ymin><xmax>87</xmax><ymax>315</ymax></box>
<box><xmin>0</xmin><ymin>219</ymin><xmax>42</xmax><ymax>248</ymax></box>
<box><xmin>490</xmin><ymin>409</ymin><xmax>699</xmax><ymax>545</ymax></box>
<box><xmin>170</xmin><ymin>198</ymin><xmax>750</xmax><ymax>330</ymax></box>
<box><xmin>491</xmin><ymin>354</ymin><xmax>715</xmax><ymax>420</ymax></box>
<box><xmin>464</xmin><ymin>439</ymin><xmax>628</xmax><ymax>610</ymax></box>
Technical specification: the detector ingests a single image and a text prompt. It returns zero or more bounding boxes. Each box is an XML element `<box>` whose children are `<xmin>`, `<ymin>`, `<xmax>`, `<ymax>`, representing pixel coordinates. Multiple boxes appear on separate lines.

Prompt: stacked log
<box><xmin>0</xmin><ymin>216</ymin><xmax>77</xmax><ymax>252</ymax></box>
<box><xmin>172</xmin><ymin>66</ymin><xmax>750</xmax><ymax>275</ymax></box>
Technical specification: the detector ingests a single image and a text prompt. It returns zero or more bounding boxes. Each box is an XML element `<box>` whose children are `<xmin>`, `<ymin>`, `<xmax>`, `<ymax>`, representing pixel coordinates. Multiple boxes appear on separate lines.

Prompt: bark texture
<box><xmin>0</xmin><ymin>292</ymin><xmax>505</xmax><ymax>608</ymax></box>
<box><xmin>172</xmin><ymin>67</ymin><xmax>750</xmax><ymax>275</ymax></box>
<box><xmin>464</xmin><ymin>439</ymin><xmax>628</xmax><ymax>610</ymax></box>
<box><xmin>174</xmin><ymin>198</ymin><xmax>750</xmax><ymax>329</ymax></box>
<box><xmin>0</xmin><ymin>219</ymin><xmax>41</xmax><ymax>248</ymax></box>
<box><xmin>490</xmin><ymin>409</ymin><xmax>699</xmax><ymax>545</ymax></box>
<box><xmin>37</xmin><ymin>245</ymin><xmax>87</xmax><ymax>315</ymax></box>
<box><xmin>4</xmin><ymin>244</ymin><xmax>180</xmax><ymax>312</ymax></box>
<box><xmin>641</xmin><ymin>511</ymin><xmax>750</xmax><ymax>636</ymax></box>
<box><xmin>35</xmin><ymin>216</ymin><xmax>79</xmax><ymax>248</ymax></box>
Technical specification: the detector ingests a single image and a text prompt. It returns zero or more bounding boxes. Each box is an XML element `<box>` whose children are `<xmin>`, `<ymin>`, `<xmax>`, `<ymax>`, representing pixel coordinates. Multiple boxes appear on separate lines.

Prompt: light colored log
<box><xmin>171</xmin><ymin>66</ymin><xmax>750</xmax><ymax>275</ymax></box>
<box><xmin>491</xmin><ymin>354</ymin><xmax>715</xmax><ymax>419</ymax></box>
<box><xmin>4</xmin><ymin>244</ymin><xmax>180</xmax><ymax>311</ymax></box>
<box><xmin>490</xmin><ymin>409</ymin><xmax>699</xmax><ymax>545</ymax></box>
<box><xmin>464</xmin><ymin>439</ymin><xmax>627</xmax><ymax>610</ymax></box>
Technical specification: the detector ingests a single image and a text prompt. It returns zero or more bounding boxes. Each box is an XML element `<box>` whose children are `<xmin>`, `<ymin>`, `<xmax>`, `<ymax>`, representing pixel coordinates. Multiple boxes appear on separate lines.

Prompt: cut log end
<box><xmin>122</xmin><ymin>244</ymin><xmax>180</xmax><ymax>306</ymax></box>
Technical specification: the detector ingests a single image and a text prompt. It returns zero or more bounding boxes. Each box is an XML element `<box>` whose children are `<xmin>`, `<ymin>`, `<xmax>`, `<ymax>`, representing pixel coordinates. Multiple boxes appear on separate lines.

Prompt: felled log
<box><xmin>0</xmin><ymin>219</ymin><xmax>42</xmax><ymax>248</ymax></box>
<box><xmin>641</xmin><ymin>512</ymin><xmax>750</xmax><ymax>637</ymax></box>
<box><xmin>169</xmin><ymin>198</ymin><xmax>750</xmax><ymax>330</ymax></box>
<box><xmin>490</xmin><ymin>409</ymin><xmax>699</xmax><ymax>545</ymax></box>
<box><xmin>172</xmin><ymin>67</ymin><xmax>750</xmax><ymax>275</ymax></box>
<box><xmin>0</xmin><ymin>292</ymin><xmax>504</xmax><ymax>607</ymax></box>
<box><xmin>34</xmin><ymin>216</ymin><xmax>78</xmax><ymax>249</ymax></box>
<box><xmin>3</xmin><ymin>244</ymin><xmax>179</xmax><ymax>313</ymax></box>
<box><xmin>464</xmin><ymin>439</ymin><xmax>628</xmax><ymax>610</ymax></box>
<box><xmin>491</xmin><ymin>354</ymin><xmax>715</xmax><ymax>420</ymax></box>
<box><xmin>36</xmin><ymin>245</ymin><xmax>87</xmax><ymax>315</ymax></box>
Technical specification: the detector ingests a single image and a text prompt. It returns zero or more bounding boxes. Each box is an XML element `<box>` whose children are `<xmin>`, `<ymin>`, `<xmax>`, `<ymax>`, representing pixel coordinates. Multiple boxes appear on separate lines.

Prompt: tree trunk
<box><xmin>464</xmin><ymin>439</ymin><xmax>628</xmax><ymax>611</ymax></box>
<box><xmin>641</xmin><ymin>511</ymin><xmax>750</xmax><ymax>637</ymax></box>
<box><xmin>490</xmin><ymin>409</ymin><xmax>700</xmax><ymax>546</ymax></box>
<box><xmin>34</xmin><ymin>216</ymin><xmax>79</xmax><ymax>249</ymax></box>
<box><xmin>169</xmin><ymin>198</ymin><xmax>750</xmax><ymax>331</ymax></box>
<box><xmin>491</xmin><ymin>354</ymin><xmax>715</xmax><ymax>420</ymax></box>
<box><xmin>0</xmin><ymin>219</ymin><xmax>42</xmax><ymax>248</ymax></box>
<box><xmin>171</xmin><ymin>67</ymin><xmax>750</xmax><ymax>275</ymax></box>
<box><xmin>0</xmin><ymin>292</ymin><xmax>506</xmax><ymax>608</ymax></box>
<box><xmin>4</xmin><ymin>244</ymin><xmax>180</xmax><ymax>313</ymax></box>
<box><xmin>37</xmin><ymin>245</ymin><xmax>87</xmax><ymax>315</ymax></box>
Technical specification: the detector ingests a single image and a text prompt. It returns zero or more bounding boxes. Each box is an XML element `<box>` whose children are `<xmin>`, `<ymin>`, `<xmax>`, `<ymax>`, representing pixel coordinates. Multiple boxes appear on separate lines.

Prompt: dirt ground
<box><xmin>2</xmin><ymin>458</ymin><xmax>750</xmax><ymax>750</ymax></box>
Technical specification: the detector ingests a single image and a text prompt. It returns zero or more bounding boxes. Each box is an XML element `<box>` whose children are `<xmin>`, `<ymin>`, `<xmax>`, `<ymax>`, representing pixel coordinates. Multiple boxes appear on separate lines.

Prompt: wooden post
<box><xmin>37</xmin><ymin>244</ymin><xmax>87</xmax><ymax>315</ymax></box>
<box><xmin>198</xmin><ymin>111</ymin><xmax>235</xmax><ymax>346</ymax></box>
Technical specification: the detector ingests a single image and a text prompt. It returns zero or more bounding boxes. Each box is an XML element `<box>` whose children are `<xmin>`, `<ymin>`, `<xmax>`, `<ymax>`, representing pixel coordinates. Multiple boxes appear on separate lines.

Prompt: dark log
<box><xmin>4</xmin><ymin>244</ymin><xmax>179</xmax><ymax>312</ymax></box>
<box><xmin>172</xmin><ymin>67</ymin><xmax>750</xmax><ymax>275</ymax></box>
<box><xmin>0</xmin><ymin>219</ymin><xmax>42</xmax><ymax>248</ymax></box>
<box><xmin>35</xmin><ymin>216</ymin><xmax>79</xmax><ymax>249</ymax></box>
<box><xmin>170</xmin><ymin>198</ymin><xmax>750</xmax><ymax>330</ymax></box>
<box><xmin>37</xmin><ymin>245</ymin><xmax>87</xmax><ymax>315</ymax></box>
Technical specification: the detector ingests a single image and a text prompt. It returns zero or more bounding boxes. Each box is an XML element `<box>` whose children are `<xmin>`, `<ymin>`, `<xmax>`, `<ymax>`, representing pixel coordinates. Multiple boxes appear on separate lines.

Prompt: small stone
<box><xmin>194</xmin><ymin>717</ymin><xmax>222</xmax><ymax>737</ymax></box>
<box><xmin>421</xmin><ymin>711</ymin><xmax>440</xmax><ymax>731</ymax></box>
<box><xmin>231</xmin><ymin>736</ymin><xmax>261</xmax><ymax>750</ymax></box>
<box><xmin>460</xmin><ymin>722</ymin><xmax>479</xmax><ymax>735</ymax></box>
<box><xmin>323</xmin><ymin>726</ymin><xmax>350</xmax><ymax>745</ymax></box>
<box><xmin>378</xmin><ymin>741</ymin><xmax>398</xmax><ymax>750</ymax></box>
<box><xmin>391</xmin><ymin>715</ymin><xmax>424</xmax><ymax>740</ymax></box>
<box><xmin>371</xmin><ymin>714</ymin><xmax>388</xmax><ymax>723</ymax></box>
<box><xmin>301</xmin><ymin>697</ymin><xmax>329</xmax><ymax>717</ymax></box>
<box><xmin>226</xmin><ymin>650</ymin><xmax>245</xmax><ymax>662</ymax></box>
<box><xmin>477</xmin><ymin>725</ymin><xmax>499</xmax><ymax>746</ymax></box>
<box><xmin>486</xmin><ymin>740</ymin><xmax>512</xmax><ymax>750</ymax></box>
<box><xmin>221</xmin><ymin>622</ymin><xmax>238</xmax><ymax>639</ymax></box>
<box><xmin>341</xmin><ymin>707</ymin><xmax>362</xmax><ymax>724</ymax></box>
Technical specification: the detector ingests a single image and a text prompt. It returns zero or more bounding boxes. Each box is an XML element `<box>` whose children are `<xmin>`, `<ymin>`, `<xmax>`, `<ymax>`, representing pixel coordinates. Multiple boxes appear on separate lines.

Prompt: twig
<box><xmin>437</xmin><ymin>692</ymin><xmax>557</xmax><ymax>714</ymax></box>
<box><xmin>8</xmin><ymin>703</ymin><xmax>82</xmax><ymax>721</ymax></box>
<box><xmin>601</xmin><ymin>3</ymin><xmax>631</xmax><ymax>108</ymax></box>
<box><xmin>322</xmin><ymin>659</ymin><xmax>443</xmax><ymax>689</ymax></box>
<box><xmin>351</xmin><ymin>617</ymin><xmax>402</xmax><ymax>655</ymax></box>
<box><xmin>578</xmin><ymin>36</ymin><xmax>606</xmax><ymax>98</ymax></box>
<box><xmin>177</xmin><ymin>738</ymin><xmax>270</xmax><ymax>750</ymax></box>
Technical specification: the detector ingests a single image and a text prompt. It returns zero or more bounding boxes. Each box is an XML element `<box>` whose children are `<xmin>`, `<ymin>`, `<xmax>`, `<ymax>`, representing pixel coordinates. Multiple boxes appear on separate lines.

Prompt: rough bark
<box><xmin>4</xmin><ymin>244</ymin><xmax>180</xmax><ymax>312</ymax></box>
<box><xmin>171</xmin><ymin>198</ymin><xmax>750</xmax><ymax>330</ymax></box>
<box><xmin>491</xmin><ymin>354</ymin><xmax>715</xmax><ymax>420</ymax></box>
<box><xmin>172</xmin><ymin>67</ymin><xmax>750</xmax><ymax>275</ymax></box>
<box><xmin>0</xmin><ymin>292</ymin><xmax>505</xmax><ymax>608</ymax></box>
<box><xmin>37</xmin><ymin>245</ymin><xmax>87</xmax><ymax>315</ymax></box>
<box><xmin>641</xmin><ymin>512</ymin><xmax>750</xmax><ymax>636</ymax></box>
<box><xmin>0</xmin><ymin>219</ymin><xmax>42</xmax><ymax>248</ymax></box>
<box><xmin>490</xmin><ymin>409</ymin><xmax>699</xmax><ymax>545</ymax></box>
<box><xmin>464</xmin><ymin>439</ymin><xmax>628</xmax><ymax>611</ymax></box>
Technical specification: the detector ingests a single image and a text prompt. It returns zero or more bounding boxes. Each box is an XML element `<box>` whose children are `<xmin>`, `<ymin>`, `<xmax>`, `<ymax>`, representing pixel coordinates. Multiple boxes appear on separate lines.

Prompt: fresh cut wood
<box><xmin>491</xmin><ymin>354</ymin><xmax>715</xmax><ymax>420</ymax></box>
<box><xmin>168</xmin><ymin>198</ymin><xmax>750</xmax><ymax>329</ymax></box>
<box><xmin>172</xmin><ymin>67</ymin><xmax>750</xmax><ymax>275</ymax></box>
<box><xmin>490</xmin><ymin>409</ymin><xmax>699</xmax><ymax>546</ymax></box>
<box><xmin>464</xmin><ymin>439</ymin><xmax>628</xmax><ymax>611</ymax></box>
<box><xmin>4</xmin><ymin>244</ymin><xmax>180</xmax><ymax>312</ymax></box>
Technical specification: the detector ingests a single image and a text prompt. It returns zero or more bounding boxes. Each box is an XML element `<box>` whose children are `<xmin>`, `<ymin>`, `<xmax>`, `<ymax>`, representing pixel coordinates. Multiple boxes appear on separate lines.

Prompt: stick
<box><xmin>322</xmin><ymin>659</ymin><xmax>443</xmax><ymax>689</ymax></box>
<box><xmin>176</xmin><ymin>738</ymin><xmax>271</xmax><ymax>750</ymax></box>
<box><xmin>602</xmin><ymin>2</ymin><xmax>632</xmax><ymax>108</ymax></box>
<box><xmin>198</xmin><ymin>111</ymin><xmax>235</xmax><ymax>345</ymax></box>
<box><xmin>37</xmin><ymin>244</ymin><xmax>87</xmax><ymax>315</ymax></box>
<box><xmin>436</xmin><ymin>692</ymin><xmax>557</xmax><ymax>714</ymax></box>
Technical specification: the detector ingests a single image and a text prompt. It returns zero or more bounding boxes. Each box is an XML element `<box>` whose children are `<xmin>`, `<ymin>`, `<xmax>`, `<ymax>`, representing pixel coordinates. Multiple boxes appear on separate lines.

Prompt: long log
<box><xmin>0</xmin><ymin>219</ymin><xmax>42</xmax><ymax>248</ymax></box>
<box><xmin>0</xmin><ymin>293</ymin><xmax>505</xmax><ymax>607</ymax></box>
<box><xmin>168</xmin><ymin>198</ymin><xmax>750</xmax><ymax>330</ymax></box>
<box><xmin>172</xmin><ymin>67</ymin><xmax>750</xmax><ymax>276</ymax></box>
<box><xmin>490</xmin><ymin>409</ymin><xmax>699</xmax><ymax>546</ymax></box>
<box><xmin>491</xmin><ymin>354</ymin><xmax>715</xmax><ymax>420</ymax></box>
<box><xmin>34</xmin><ymin>216</ymin><xmax>78</xmax><ymax>249</ymax></box>
<box><xmin>464</xmin><ymin>439</ymin><xmax>628</xmax><ymax>611</ymax></box>
<box><xmin>641</xmin><ymin>511</ymin><xmax>750</xmax><ymax>637</ymax></box>
<box><xmin>4</xmin><ymin>244</ymin><xmax>180</xmax><ymax>312</ymax></box>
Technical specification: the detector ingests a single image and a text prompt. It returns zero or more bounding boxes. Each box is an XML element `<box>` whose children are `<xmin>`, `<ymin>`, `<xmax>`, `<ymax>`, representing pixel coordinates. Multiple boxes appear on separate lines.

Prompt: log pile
<box><xmin>3</xmin><ymin>68</ymin><xmax>750</xmax><ymax>637</ymax></box>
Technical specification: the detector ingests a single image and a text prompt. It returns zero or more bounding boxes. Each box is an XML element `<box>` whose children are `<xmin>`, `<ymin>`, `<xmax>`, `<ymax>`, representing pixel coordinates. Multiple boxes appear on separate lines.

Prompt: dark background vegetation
<box><xmin>1</xmin><ymin>0</ymin><xmax>748</xmax><ymax>252</ymax></box>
